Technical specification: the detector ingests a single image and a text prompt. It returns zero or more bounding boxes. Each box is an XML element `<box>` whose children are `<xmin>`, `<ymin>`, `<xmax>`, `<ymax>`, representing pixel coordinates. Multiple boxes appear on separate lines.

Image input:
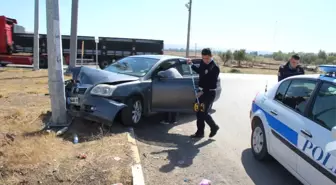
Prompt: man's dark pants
<box><xmin>195</xmin><ymin>91</ymin><xmax>218</xmax><ymax>135</ymax></box>
<box><xmin>163</xmin><ymin>112</ymin><xmax>177</xmax><ymax>123</ymax></box>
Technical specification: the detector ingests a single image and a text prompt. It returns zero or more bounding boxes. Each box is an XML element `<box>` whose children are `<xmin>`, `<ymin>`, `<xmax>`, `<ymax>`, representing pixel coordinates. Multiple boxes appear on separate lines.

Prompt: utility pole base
<box><xmin>45</xmin><ymin>113</ymin><xmax>73</xmax><ymax>128</ymax></box>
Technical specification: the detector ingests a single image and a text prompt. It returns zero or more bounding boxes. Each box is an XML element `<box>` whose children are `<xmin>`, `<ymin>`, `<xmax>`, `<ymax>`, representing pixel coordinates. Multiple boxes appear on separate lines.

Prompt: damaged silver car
<box><xmin>65</xmin><ymin>55</ymin><xmax>222</xmax><ymax>126</ymax></box>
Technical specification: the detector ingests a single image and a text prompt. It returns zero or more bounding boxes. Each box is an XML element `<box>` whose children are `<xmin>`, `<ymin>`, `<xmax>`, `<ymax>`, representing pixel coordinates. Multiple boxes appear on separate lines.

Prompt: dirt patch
<box><xmin>0</xmin><ymin>68</ymin><xmax>132</xmax><ymax>185</ymax></box>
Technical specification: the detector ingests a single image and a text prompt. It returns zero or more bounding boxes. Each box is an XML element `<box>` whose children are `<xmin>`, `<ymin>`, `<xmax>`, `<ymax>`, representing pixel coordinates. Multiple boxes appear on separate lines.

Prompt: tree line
<box><xmin>218</xmin><ymin>49</ymin><xmax>336</xmax><ymax>67</ymax></box>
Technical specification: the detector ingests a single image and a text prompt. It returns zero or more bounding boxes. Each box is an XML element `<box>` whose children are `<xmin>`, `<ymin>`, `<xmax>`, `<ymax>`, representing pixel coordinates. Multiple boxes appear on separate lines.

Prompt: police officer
<box><xmin>187</xmin><ymin>48</ymin><xmax>220</xmax><ymax>138</ymax></box>
<box><xmin>278</xmin><ymin>54</ymin><xmax>305</xmax><ymax>81</ymax></box>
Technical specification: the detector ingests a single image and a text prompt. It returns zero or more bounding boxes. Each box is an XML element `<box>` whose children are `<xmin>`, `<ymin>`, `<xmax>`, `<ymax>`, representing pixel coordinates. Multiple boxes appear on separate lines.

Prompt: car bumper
<box><xmin>67</xmin><ymin>96</ymin><xmax>126</xmax><ymax>125</ymax></box>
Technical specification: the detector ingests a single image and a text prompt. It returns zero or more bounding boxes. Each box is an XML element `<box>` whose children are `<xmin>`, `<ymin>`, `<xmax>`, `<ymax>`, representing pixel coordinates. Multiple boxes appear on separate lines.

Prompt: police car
<box><xmin>250</xmin><ymin>65</ymin><xmax>336</xmax><ymax>185</ymax></box>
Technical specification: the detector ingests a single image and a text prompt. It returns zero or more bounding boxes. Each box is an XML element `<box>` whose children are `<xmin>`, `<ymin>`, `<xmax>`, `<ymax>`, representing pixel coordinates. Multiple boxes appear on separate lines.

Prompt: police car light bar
<box><xmin>319</xmin><ymin>65</ymin><xmax>336</xmax><ymax>77</ymax></box>
<box><xmin>319</xmin><ymin>65</ymin><xmax>336</xmax><ymax>73</ymax></box>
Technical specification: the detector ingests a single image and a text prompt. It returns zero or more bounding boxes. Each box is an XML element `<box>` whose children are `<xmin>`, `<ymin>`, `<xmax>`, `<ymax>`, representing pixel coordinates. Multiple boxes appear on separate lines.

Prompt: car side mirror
<box><xmin>156</xmin><ymin>73</ymin><xmax>166</xmax><ymax>80</ymax></box>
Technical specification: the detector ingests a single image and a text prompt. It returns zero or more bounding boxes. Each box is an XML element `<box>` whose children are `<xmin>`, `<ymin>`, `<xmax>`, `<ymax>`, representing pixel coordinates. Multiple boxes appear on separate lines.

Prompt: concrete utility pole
<box><xmin>33</xmin><ymin>0</ymin><xmax>39</xmax><ymax>70</ymax></box>
<box><xmin>46</xmin><ymin>0</ymin><xmax>68</xmax><ymax>126</ymax></box>
<box><xmin>69</xmin><ymin>0</ymin><xmax>79</xmax><ymax>70</ymax></box>
<box><xmin>185</xmin><ymin>0</ymin><xmax>192</xmax><ymax>58</ymax></box>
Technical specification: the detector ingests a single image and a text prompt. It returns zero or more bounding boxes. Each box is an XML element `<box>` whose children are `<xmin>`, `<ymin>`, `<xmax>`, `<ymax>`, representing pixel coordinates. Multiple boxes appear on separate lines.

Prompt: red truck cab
<box><xmin>0</xmin><ymin>15</ymin><xmax>35</xmax><ymax>67</ymax></box>
<box><xmin>0</xmin><ymin>16</ymin><xmax>17</xmax><ymax>54</ymax></box>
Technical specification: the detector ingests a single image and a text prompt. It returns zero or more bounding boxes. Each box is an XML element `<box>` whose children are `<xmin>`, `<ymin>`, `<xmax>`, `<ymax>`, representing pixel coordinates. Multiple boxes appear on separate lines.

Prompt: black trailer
<box><xmin>11</xmin><ymin>32</ymin><xmax>164</xmax><ymax>69</ymax></box>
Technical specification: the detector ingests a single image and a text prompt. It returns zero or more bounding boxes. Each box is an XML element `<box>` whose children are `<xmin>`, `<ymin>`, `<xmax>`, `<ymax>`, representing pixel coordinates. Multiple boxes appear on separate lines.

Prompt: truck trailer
<box><xmin>0</xmin><ymin>15</ymin><xmax>164</xmax><ymax>69</ymax></box>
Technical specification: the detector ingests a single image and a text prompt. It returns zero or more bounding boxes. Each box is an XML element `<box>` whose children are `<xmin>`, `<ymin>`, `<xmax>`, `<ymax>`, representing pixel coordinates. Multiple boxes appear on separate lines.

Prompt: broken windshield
<box><xmin>104</xmin><ymin>57</ymin><xmax>160</xmax><ymax>77</ymax></box>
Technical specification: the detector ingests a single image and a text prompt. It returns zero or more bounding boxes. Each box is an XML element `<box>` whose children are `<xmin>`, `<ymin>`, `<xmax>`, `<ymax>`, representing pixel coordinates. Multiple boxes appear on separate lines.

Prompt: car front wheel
<box><xmin>121</xmin><ymin>96</ymin><xmax>143</xmax><ymax>126</ymax></box>
<box><xmin>251</xmin><ymin>120</ymin><xmax>271</xmax><ymax>161</ymax></box>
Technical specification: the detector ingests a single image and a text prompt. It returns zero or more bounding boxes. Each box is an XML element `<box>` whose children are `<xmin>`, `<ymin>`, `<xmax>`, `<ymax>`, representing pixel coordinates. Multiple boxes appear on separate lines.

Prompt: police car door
<box><xmin>297</xmin><ymin>81</ymin><xmax>336</xmax><ymax>185</ymax></box>
<box><xmin>267</xmin><ymin>79</ymin><xmax>317</xmax><ymax>171</ymax></box>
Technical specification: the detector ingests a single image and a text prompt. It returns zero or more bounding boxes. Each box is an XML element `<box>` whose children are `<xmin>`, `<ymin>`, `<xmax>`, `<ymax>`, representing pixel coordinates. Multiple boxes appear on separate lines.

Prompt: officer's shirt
<box><xmin>191</xmin><ymin>60</ymin><xmax>220</xmax><ymax>92</ymax></box>
<box><xmin>278</xmin><ymin>61</ymin><xmax>305</xmax><ymax>81</ymax></box>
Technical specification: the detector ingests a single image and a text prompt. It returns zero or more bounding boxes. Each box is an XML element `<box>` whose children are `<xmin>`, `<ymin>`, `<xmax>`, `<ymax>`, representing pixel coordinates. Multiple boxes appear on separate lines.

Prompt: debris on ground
<box><xmin>199</xmin><ymin>179</ymin><xmax>212</xmax><ymax>185</ymax></box>
<box><xmin>77</xmin><ymin>153</ymin><xmax>87</xmax><ymax>159</ymax></box>
<box><xmin>114</xmin><ymin>157</ymin><xmax>121</xmax><ymax>161</ymax></box>
<box><xmin>56</xmin><ymin>127</ymin><xmax>68</xmax><ymax>136</ymax></box>
<box><xmin>73</xmin><ymin>133</ymin><xmax>79</xmax><ymax>144</ymax></box>
<box><xmin>0</xmin><ymin>132</ymin><xmax>16</xmax><ymax>146</ymax></box>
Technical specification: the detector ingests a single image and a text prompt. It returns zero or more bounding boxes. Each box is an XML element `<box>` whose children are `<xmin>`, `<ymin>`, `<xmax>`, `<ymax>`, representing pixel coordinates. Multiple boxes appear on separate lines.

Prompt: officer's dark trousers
<box><xmin>195</xmin><ymin>91</ymin><xmax>218</xmax><ymax>135</ymax></box>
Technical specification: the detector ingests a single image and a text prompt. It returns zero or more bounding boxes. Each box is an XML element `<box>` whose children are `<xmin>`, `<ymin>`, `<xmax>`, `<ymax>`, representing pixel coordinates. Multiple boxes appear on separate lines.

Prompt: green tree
<box><xmin>300</xmin><ymin>53</ymin><xmax>317</xmax><ymax>64</ymax></box>
<box><xmin>318</xmin><ymin>50</ymin><xmax>327</xmax><ymax>60</ymax></box>
<box><xmin>233</xmin><ymin>49</ymin><xmax>246</xmax><ymax>67</ymax></box>
<box><xmin>219</xmin><ymin>50</ymin><xmax>233</xmax><ymax>66</ymax></box>
<box><xmin>326</xmin><ymin>56</ymin><xmax>336</xmax><ymax>64</ymax></box>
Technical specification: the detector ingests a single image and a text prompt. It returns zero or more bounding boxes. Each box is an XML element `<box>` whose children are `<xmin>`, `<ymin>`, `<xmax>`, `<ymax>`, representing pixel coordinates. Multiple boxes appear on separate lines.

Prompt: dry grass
<box><xmin>0</xmin><ymin>67</ymin><xmax>132</xmax><ymax>185</ymax></box>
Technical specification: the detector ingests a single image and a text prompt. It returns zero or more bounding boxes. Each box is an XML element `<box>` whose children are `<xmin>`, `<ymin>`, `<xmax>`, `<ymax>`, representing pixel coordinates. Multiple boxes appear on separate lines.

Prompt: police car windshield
<box><xmin>104</xmin><ymin>57</ymin><xmax>159</xmax><ymax>77</ymax></box>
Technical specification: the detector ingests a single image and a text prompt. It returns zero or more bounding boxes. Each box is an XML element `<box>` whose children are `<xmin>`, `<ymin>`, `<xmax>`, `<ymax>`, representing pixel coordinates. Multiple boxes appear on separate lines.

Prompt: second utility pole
<box><xmin>185</xmin><ymin>0</ymin><xmax>192</xmax><ymax>58</ymax></box>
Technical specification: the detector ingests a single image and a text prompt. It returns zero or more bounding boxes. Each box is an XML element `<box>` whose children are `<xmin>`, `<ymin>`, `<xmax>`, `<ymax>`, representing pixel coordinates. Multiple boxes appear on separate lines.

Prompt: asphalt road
<box><xmin>134</xmin><ymin>73</ymin><xmax>303</xmax><ymax>185</ymax></box>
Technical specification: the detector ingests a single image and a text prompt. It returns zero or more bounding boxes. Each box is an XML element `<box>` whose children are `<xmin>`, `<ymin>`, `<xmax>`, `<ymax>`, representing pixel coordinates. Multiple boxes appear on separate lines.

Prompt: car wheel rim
<box><xmin>131</xmin><ymin>100</ymin><xmax>142</xmax><ymax>124</ymax></box>
<box><xmin>252</xmin><ymin>126</ymin><xmax>264</xmax><ymax>154</ymax></box>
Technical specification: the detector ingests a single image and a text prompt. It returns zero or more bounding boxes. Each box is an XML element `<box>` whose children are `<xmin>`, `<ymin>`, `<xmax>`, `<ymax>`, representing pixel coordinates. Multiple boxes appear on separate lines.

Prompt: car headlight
<box><xmin>90</xmin><ymin>84</ymin><xmax>116</xmax><ymax>97</ymax></box>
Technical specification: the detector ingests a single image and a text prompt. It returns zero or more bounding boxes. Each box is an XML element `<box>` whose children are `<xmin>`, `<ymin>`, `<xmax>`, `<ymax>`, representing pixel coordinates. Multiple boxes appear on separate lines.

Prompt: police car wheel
<box><xmin>251</xmin><ymin>120</ymin><xmax>271</xmax><ymax>161</ymax></box>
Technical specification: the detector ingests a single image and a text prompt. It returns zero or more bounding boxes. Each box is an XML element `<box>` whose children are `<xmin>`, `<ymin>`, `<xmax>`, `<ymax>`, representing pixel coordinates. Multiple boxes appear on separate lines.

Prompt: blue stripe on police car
<box><xmin>252</xmin><ymin>102</ymin><xmax>336</xmax><ymax>176</ymax></box>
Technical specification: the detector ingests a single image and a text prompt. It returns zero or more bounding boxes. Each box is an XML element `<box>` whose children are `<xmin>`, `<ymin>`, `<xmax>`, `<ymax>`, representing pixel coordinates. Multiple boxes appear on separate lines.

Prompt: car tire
<box><xmin>121</xmin><ymin>96</ymin><xmax>143</xmax><ymax>126</ymax></box>
<box><xmin>99</xmin><ymin>61</ymin><xmax>110</xmax><ymax>69</ymax></box>
<box><xmin>40</xmin><ymin>59</ymin><xmax>48</xmax><ymax>69</ymax></box>
<box><xmin>251</xmin><ymin>119</ymin><xmax>271</xmax><ymax>161</ymax></box>
<box><xmin>0</xmin><ymin>63</ymin><xmax>8</xmax><ymax>67</ymax></box>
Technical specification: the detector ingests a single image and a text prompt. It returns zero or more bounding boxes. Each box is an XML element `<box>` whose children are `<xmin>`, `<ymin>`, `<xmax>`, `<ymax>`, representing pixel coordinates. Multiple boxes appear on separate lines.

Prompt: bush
<box><xmin>229</xmin><ymin>68</ymin><xmax>241</xmax><ymax>73</ymax></box>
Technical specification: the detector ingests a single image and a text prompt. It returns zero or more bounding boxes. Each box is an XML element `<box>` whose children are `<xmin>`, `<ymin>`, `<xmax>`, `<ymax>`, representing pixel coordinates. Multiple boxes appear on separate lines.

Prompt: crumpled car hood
<box><xmin>71</xmin><ymin>66</ymin><xmax>139</xmax><ymax>85</ymax></box>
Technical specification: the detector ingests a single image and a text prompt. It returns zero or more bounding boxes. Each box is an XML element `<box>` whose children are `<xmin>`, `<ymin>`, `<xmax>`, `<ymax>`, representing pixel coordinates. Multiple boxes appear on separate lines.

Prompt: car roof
<box><xmin>284</xmin><ymin>74</ymin><xmax>336</xmax><ymax>84</ymax></box>
<box><xmin>285</xmin><ymin>74</ymin><xmax>320</xmax><ymax>80</ymax></box>
<box><xmin>128</xmin><ymin>54</ymin><xmax>185</xmax><ymax>61</ymax></box>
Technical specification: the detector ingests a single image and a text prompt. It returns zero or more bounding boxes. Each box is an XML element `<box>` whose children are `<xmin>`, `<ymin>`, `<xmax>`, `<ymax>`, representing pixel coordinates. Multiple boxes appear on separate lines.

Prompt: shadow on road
<box><xmin>151</xmin><ymin>139</ymin><xmax>214</xmax><ymax>172</ymax></box>
<box><xmin>135</xmin><ymin>112</ymin><xmax>215</xmax><ymax>172</ymax></box>
<box><xmin>241</xmin><ymin>149</ymin><xmax>302</xmax><ymax>185</ymax></box>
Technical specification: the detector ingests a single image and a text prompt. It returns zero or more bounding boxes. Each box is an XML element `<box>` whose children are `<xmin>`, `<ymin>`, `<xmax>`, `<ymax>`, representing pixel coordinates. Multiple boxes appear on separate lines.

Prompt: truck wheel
<box><xmin>99</xmin><ymin>61</ymin><xmax>110</xmax><ymax>69</ymax></box>
<box><xmin>40</xmin><ymin>59</ymin><xmax>48</xmax><ymax>69</ymax></box>
<box><xmin>251</xmin><ymin>119</ymin><xmax>271</xmax><ymax>161</ymax></box>
<box><xmin>121</xmin><ymin>96</ymin><xmax>143</xmax><ymax>126</ymax></box>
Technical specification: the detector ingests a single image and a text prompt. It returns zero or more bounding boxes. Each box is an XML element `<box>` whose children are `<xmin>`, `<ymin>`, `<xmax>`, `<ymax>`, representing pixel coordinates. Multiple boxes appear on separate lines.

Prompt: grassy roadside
<box><xmin>0</xmin><ymin>68</ymin><xmax>132</xmax><ymax>185</ymax></box>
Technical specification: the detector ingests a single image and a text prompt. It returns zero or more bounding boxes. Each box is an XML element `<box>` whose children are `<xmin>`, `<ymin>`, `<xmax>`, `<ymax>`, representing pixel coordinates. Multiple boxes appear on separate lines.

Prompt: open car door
<box><xmin>151</xmin><ymin>59</ymin><xmax>198</xmax><ymax>113</ymax></box>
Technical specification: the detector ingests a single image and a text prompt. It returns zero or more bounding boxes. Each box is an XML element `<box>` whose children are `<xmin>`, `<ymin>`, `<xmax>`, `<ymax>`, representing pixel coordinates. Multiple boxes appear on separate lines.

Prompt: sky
<box><xmin>1</xmin><ymin>0</ymin><xmax>335</xmax><ymax>53</ymax></box>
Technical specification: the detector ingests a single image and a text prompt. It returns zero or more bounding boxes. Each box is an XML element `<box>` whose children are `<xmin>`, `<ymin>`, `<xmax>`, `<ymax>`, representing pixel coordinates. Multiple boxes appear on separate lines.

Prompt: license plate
<box><xmin>68</xmin><ymin>97</ymin><xmax>79</xmax><ymax>105</ymax></box>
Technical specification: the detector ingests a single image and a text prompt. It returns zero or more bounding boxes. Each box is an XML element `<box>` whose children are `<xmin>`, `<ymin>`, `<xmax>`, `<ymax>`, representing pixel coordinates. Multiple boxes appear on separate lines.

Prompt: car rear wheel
<box><xmin>251</xmin><ymin>120</ymin><xmax>271</xmax><ymax>161</ymax></box>
<box><xmin>121</xmin><ymin>96</ymin><xmax>143</xmax><ymax>126</ymax></box>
